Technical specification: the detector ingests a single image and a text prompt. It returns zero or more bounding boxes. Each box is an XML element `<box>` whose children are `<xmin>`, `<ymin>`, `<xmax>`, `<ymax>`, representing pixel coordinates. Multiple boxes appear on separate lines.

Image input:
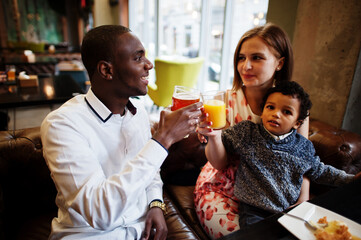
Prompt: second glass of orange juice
<box><xmin>202</xmin><ymin>90</ymin><xmax>226</xmax><ymax>129</ymax></box>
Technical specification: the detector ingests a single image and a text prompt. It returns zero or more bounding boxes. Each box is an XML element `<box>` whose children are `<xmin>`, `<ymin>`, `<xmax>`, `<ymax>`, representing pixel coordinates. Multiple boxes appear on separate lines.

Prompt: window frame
<box><xmin>128</xmin><ymin>0</ymin><xmax>268</xmax><ymax>92</ymax></box>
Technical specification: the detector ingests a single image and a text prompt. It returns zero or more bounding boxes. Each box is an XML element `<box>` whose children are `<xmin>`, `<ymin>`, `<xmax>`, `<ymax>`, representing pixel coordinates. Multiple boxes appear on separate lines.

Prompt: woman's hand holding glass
<box><xmin>196</xmin><ymin>91</ymin><xmax>227</xmax><ymax>143</ymax></box>
<box><xmin>196</xmin><ymin>108</ymin><xmax>231</xmax><ymax>144</ymax></box>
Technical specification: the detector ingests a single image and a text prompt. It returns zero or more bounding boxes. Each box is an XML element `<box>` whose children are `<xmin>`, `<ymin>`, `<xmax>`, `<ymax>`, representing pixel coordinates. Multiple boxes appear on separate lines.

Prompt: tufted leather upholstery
<box><xmin>0</xmin><ymin>118</ymin><xmax>360</xmax><ymax>239</ymax></box>
<box><xmin>308</xmin><ymin>119</ymin><xmax>361</xmax><ymax>195</ymax></box>
<box><xmin>0</xmin><ymin>128</ymin><xmax>57</xmax><ymax>240</ymax></box>
<box><xmin>308</xmin><ymin>119</ymin><xmax>361</xmax><ymax>174</ymax></box>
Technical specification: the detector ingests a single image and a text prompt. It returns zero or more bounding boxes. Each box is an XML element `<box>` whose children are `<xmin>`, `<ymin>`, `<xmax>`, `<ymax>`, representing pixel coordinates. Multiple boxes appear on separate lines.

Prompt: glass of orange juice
<box><xmin>171</xmin><ymin>86</ymin><xmax>200</xmax><ymax>111</ymax></box>
<box><xmin>202</xmin><ymin>90</ymin><xmax>226</xmax><ymax>129</ymax></box>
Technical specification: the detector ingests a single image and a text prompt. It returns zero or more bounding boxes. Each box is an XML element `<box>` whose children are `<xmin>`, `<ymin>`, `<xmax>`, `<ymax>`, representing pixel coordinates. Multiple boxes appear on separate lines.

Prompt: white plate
<box><xmin>278</xmin><ymin>202</ymin><xmax>361</xmax><ymax>240</ymax></box>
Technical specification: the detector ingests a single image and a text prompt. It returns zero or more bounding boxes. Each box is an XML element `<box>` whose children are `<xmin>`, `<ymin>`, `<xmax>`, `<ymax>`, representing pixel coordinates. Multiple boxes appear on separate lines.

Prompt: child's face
<box><xmin>261</xmin><ymin>92</ymin><xmax>302</xmax><ymax>136</ymax></box>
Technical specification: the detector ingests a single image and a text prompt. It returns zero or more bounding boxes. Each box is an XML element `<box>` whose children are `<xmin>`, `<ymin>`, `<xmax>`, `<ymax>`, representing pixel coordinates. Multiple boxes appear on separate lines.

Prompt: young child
<box><xmin>205</xmin><ymin>81</ymin><xmax>359</xmax><ymax>229</ymax></box>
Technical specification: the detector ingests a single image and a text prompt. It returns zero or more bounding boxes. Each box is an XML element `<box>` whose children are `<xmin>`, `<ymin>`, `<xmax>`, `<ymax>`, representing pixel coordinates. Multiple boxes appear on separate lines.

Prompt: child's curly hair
<box><xmin>261</xmin><ymin>81</ymin><xmax>312</xmax><ymax>122</ymax></box>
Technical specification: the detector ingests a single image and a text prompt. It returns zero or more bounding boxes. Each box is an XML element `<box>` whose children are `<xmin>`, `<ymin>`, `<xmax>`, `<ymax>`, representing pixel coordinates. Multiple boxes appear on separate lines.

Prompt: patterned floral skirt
<box><xmin>194</xmin><ymin>161</ymin><xmax>240</xmax><ymax>239</ymax></box>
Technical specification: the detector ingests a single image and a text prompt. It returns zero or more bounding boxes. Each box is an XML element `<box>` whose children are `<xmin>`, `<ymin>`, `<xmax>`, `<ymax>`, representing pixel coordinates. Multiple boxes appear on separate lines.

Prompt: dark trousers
<box><xmin>238</xmin><ymin>202</ymin><xmax>273</xmax><ymax>229</ymax></box>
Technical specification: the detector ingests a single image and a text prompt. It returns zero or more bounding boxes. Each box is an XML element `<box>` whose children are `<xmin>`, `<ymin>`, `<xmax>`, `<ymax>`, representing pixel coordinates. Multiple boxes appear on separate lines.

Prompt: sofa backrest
<box><xmin>308</xmin><ymin>118</ymin><xmax>361</xmax><ymax>174</ymax></box>
<box><xmin>0</xmin><ymin>127</ymin><xmax>57</xmax><ymax>239</ymax></box>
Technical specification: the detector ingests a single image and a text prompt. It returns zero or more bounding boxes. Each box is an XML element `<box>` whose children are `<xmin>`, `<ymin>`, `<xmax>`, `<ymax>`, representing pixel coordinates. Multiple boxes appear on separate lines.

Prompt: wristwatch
<box><xmin>149</xmin><ymin>200</ymin><xmax>167</xmax><ymax>215</ymax></box>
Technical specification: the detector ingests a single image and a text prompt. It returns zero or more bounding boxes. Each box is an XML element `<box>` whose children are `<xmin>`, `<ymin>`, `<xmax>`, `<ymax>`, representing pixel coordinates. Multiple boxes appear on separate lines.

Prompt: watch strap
<box><xmin>149</xmin><ymin>200</ymin><xmax>167</xmax><ymax>215</ymax></box>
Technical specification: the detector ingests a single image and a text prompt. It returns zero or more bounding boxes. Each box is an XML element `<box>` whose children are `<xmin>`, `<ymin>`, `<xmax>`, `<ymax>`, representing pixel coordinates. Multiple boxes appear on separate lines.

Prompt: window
<box><xmin>158</xmin><ymin>0</ymin><xmax>201</xmax><ymax>57</ymax></box>
<box><xmin>129</xmin><ymin>0</ymin><xmax>269</xmax><ymax>92</ymax></box>
<box><xmin>224</xmin><ymin>0</ymin><xmax>268</xmax><ymax>89</ymax></box>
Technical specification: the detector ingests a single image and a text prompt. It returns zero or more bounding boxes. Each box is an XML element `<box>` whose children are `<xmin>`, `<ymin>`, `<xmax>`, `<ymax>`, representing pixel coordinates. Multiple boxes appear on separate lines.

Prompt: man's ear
<box><xmin>97</xmin><ymin>61</ymin><xmax>113</xmax><ymax>80</ymax></box>
<box><xmin>293</xmin><ymin>120</ymin><xmax>303</xmax><ymax>130</ymax></box>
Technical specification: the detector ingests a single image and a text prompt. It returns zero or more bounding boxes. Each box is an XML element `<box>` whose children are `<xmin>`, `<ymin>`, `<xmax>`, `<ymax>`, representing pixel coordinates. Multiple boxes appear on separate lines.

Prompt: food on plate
<box><xmin>314</xmin><ymin>216</ymin><xmax>361</xmax><ymax>240</ymax></box>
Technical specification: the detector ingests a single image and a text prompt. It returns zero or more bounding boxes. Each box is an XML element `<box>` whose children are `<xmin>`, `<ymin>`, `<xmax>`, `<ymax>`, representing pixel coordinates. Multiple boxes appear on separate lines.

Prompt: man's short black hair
<box><xmin>261</xmin><ymin>81</ymin><xmax>312</xmax><ymax>121</ymax></box>
<box><xmin>81</xmin><ymin>25</ymin><xmax>131</xmax><ymax>79</ymax></box>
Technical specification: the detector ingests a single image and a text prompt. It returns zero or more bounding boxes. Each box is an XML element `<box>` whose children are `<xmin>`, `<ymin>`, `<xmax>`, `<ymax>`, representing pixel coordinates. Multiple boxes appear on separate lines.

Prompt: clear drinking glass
<box><xmin>201</xmin><ymin>90</ymin><xmax>226</xmax><ymax>129</ymax></box>
<box><xmin>171</xmin><ymin>85</ymin><xmax>201</xmax><ymax>138</ymax></box>
<box><xmin>171</xmin><ymin>86</ymin><xmax>200</xmax><ymax>111</ymax></box>
<box><xmin>6</xmin><ymin>65</ymin><xmax>16</xmax><ymax>81</ymax></box>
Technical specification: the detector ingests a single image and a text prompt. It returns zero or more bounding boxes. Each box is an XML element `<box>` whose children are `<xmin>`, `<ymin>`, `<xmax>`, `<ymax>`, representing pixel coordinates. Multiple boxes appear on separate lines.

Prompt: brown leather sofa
<box><xmin>0</xmin><ymin>118</ymin><xmax>360</xmax><ymax>240</ymax></box>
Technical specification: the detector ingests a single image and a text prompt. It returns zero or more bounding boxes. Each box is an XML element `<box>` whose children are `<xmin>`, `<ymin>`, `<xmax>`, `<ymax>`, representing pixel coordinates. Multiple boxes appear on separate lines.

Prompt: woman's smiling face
<box><xmin>237</xmin><ymin>36</ymin><xmax>284</xmax><ymax>89</ymax></box>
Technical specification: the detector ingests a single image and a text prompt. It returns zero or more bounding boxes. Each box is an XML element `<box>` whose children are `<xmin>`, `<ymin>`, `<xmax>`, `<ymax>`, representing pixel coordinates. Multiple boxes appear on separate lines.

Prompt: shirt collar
<box><xmin>84</xmin><ymin>88</ymin><xmax>137</xmax><ymax>123</ymax></box>
<box><xmin>263</xmin><ymin>124</ymin><xmax>294</xmax><ymax>141</ymax></box>
<box><xmin>126</xmin><ymin>99</ymin><xmax>137</xmax><ymax>115</ymax></box>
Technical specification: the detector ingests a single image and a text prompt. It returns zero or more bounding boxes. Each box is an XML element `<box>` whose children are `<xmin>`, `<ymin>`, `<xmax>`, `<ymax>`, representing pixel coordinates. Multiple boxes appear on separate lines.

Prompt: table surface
<box><xmin>0</xmin><ymin>74</ymin><xmax>84</xmax><ymax>109</ymax></box>
<box><xmin>218</xmin><ymin>178</ymin><xmax>361</xmax><ymax>240</ymax></box>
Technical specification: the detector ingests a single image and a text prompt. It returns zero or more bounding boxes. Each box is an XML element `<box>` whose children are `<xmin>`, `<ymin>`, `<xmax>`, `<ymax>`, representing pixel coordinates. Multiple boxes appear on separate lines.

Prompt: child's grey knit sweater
<box><xmin>222</xmin><ymin>121</ymin><xmax>354</xmax><ymax>213</ymax></box>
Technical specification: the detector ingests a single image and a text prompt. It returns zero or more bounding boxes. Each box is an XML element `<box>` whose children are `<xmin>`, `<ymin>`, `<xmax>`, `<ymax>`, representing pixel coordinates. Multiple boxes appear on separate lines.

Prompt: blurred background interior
<box><xmin>0</xmin><ymin>0</ymin><xmax>360</xmax><ymax>136</ymax></box>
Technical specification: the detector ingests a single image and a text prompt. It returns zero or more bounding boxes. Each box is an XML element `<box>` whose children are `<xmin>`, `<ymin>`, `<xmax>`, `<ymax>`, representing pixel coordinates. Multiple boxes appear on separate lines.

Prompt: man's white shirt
<box><xmin>41</xmin><ymin>89</ymin><xmax>168</xmax><ymax>239</ymax></box>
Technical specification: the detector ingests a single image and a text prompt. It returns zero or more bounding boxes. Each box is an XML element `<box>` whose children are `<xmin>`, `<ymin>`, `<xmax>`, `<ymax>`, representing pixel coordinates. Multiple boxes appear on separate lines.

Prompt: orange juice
<box><xmin>204</xmin><ymin>99</ymin><xmax>226</xmax><ymax>129</ymax></box>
